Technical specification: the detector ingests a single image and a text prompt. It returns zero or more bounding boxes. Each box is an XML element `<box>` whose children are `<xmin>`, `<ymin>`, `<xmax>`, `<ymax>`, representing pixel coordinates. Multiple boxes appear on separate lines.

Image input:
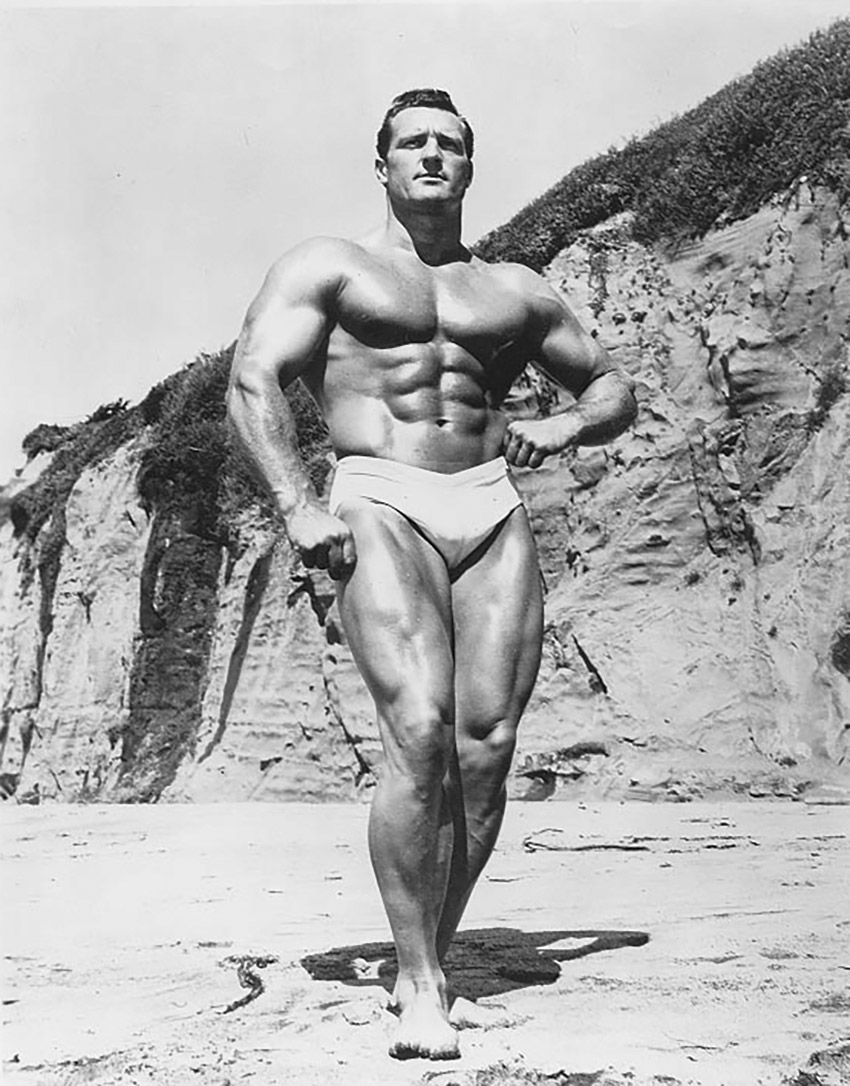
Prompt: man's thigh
<box><xmin>451</xmin><ymin>507</ymin><xmax>544</xmax><ymax>736</ymax></box>
<box><xmin>335</xmin><ymin>499</ymin><xmax>455</xmax><ymax>722</ymax></box>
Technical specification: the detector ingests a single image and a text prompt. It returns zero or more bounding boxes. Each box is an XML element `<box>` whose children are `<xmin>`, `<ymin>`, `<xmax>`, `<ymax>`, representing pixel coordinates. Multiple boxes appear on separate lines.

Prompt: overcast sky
<box><xmin>2</xmin><ymin>1</ymin><xmax>848</xmax><ymax>479</ymax></box>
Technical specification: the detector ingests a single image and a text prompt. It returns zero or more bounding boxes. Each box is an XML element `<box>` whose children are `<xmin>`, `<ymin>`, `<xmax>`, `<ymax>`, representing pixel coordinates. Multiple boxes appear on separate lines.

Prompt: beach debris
<box><xmin>221</xmin><ymin>953</ymin><xmax>279</xmax><ymax>1013</ymax></box>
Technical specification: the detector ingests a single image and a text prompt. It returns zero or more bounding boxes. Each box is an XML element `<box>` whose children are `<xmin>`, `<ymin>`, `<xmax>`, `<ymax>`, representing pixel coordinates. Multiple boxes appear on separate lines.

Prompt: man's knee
<box><xmin>458</xmin><ymin>716</ymin><xmax>518</xmax><ymax>777</ymax></box>
<box><xmin>380</xmin><ymin>699</ymin><xmax>455</xmax><ymax>789</ymax></box>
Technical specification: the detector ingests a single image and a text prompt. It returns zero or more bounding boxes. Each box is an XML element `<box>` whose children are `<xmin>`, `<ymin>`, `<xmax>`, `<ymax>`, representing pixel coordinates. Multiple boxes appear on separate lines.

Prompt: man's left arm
<box><xmin>503</xmin><ymin>275</ymin><xmax>637</xmax><ymax>469</ymax></box>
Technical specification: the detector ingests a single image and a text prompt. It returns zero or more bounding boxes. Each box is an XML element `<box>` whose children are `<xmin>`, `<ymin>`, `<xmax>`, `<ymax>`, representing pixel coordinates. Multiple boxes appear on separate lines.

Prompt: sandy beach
<box><xmin>3</xmin><ymin>799</ymin><xmax>849</xmax><ymax>1086</ymax></box>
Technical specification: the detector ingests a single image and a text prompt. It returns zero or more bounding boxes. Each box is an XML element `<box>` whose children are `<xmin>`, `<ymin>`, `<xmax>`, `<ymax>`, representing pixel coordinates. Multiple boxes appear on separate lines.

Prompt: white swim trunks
<box><xmin>328</xmin><ymin>455</ymin><xmax>523</xmax><ymax>570</ymax></box>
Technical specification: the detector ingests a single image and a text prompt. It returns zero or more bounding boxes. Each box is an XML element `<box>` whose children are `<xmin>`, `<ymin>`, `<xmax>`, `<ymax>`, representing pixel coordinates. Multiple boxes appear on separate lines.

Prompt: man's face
<box><xmin>376</xmin><ymin>107</ymin><xmax>473</xmax><ymax>208</ymax></box>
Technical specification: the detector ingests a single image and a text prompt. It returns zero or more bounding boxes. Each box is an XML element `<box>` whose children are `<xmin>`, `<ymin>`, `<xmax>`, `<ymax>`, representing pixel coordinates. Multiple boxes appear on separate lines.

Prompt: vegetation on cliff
<box><xmin>9</xmin><ymin>348</ymin><xmax>331</xmax><ymax>566</ymax></box>
<box><xmin>474</xmin><ymin>19</ymin><xmax>850</xmax><ymax>269</ymax></box>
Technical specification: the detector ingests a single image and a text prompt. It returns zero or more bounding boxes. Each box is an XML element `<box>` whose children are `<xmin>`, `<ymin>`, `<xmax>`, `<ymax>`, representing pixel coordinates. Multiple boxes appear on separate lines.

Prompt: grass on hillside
<box><xmin>474</xmin><ymin>20</ymin><xmax>850</xmax><ymax>269</ymax></box>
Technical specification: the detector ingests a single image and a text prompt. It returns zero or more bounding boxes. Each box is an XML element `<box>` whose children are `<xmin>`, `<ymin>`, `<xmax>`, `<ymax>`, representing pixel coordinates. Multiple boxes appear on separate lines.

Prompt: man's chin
<box><xmin>407</xmin><ymin>187</ymin><xmax>462</xmax><ymax>205</ymax></box>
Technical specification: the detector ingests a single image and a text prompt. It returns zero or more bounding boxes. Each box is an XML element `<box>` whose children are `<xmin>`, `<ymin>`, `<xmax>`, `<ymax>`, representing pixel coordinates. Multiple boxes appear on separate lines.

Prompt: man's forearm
<box><xmin>226</xmin><ymin>374</ymin><xmax>318</xmax><ymax>520</ymax></box>
<box><xmin>503</xmin><ymin>369</ymin><xmax>637</xmax><ymax>468</ymax></box>
<box><xmin>554</xmin><ymin>370</ymin><xmax>638</xmax><ymax>449</ymax></box>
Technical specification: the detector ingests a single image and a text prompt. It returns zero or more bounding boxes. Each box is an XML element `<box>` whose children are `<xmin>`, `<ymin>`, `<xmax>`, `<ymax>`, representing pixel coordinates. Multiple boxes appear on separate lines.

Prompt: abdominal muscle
<box><xmin>312</xmin><ymin>338</ymin><xmax>510</xmax><ymax>474</ymax></box>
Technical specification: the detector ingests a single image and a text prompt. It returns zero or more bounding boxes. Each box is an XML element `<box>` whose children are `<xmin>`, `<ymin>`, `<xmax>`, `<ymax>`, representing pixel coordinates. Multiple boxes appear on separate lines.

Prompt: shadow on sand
<box><xmin>301</xmin><ymin>927</ymin><xmax>649</xmax><ymax>1000</ymax></box>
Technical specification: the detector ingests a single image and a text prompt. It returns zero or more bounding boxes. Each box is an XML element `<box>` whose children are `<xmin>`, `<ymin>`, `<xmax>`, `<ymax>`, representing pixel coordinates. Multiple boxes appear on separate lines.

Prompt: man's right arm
<box><xmin>227</xmin><ymin>239</ymin><xmax>357</xmax><ymax>579</ymax></box>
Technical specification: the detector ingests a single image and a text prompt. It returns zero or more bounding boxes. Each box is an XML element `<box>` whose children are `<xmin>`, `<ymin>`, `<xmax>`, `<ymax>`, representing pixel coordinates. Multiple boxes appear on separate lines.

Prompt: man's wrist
<box><xmin>271</xmin><ymin>488</ymin><xmax>315</xmax><ymax>523</ymax></box>
<box><xmin>552</xmin><ymin>408</ymin><xmax>584</xmax><ymax>452</ymax></box>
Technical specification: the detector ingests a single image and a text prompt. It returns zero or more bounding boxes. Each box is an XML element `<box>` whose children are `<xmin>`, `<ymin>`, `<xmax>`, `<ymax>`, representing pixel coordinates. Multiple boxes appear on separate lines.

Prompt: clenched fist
<box><xmin>502</xmin><ymin>416</ymin><xmax>576</xmax><ymax>469</ymax></box>
<box><xmin>284</xmin><ymin>503</ymin><xmax>357</xmax><ymax>581</ymax></box>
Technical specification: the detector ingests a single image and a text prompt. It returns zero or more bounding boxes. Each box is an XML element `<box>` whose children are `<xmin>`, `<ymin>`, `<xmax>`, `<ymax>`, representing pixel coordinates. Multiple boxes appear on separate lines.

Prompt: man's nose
<box><xmin>421</xmin><ymin>136</ymin><xmax>443</xmax><ymax>168</ymax></box>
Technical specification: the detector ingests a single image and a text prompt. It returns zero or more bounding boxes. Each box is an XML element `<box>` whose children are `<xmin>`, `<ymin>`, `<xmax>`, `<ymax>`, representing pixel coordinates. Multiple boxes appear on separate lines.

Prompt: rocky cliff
<box><xmin>518</xmin><ymin>183</ymin><xmax>850</xmax><ymax>800</ymax></box>
<box><xmin>1</xmin><ymin>180</ymin><xmax>848</xmax><ymax>804</ymax></box>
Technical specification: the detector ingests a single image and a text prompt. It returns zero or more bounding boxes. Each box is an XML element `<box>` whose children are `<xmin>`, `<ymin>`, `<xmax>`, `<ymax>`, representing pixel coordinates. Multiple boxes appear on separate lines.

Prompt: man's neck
<box><xmin>384</xmin><ymin>202</ymin><xmax>467</xmax><ymax>266</ymax></box>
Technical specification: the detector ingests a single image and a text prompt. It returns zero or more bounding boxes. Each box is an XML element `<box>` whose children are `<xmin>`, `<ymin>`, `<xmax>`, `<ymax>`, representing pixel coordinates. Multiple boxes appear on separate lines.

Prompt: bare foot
<box><xmin>448</xmin><ymin>995</ymin><xmax>518</xmax><ymax>1030</ymax></box>
<box><xmin>388</xmin><ymin>986</ymin><xmax>460</xmax><ymax>1061</ymax></box>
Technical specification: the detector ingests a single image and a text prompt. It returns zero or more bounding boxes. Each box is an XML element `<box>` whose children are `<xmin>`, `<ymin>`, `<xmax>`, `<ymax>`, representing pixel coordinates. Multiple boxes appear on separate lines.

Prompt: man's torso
<box><xmin>300</xmin><ymin>237</ymin><xmax>542</xmax><ymax>473</ymax></box>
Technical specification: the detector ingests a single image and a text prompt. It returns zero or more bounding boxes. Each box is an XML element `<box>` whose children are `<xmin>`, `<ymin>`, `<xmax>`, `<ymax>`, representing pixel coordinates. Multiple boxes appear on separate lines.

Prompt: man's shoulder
<box><xmin>270</xmin><ymin>235</ymin><xmax>364</xmax><ymax>277</ymax></box>
<box><xmin>473</xmin><ymin>257</ymin><xmax>566</xmax><ymax>312</ymax></box>
<box><xmin>472</xmin><ymin>256</ymin><xmax>549</xmax><ymax>292</ymax></box>
<box><xmin>257</xmin><ymin>236</ymin><xmax>371</xmax><ymax>304</ymax></box>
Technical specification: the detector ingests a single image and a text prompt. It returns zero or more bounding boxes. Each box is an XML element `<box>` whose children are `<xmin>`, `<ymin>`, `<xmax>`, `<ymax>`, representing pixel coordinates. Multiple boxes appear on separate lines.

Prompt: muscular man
<box><xmin>227</xmin><ymin>88</ymin><xmax>636</xmax><ymax>1060</ymax></box>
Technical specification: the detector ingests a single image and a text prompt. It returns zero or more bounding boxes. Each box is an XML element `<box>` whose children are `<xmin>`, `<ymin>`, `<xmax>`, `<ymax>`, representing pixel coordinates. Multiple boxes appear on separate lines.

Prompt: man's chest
<box><xmin>334</xmin><ymin>258</ymin><xmax>531</xmax><ymax>355</ymax></box>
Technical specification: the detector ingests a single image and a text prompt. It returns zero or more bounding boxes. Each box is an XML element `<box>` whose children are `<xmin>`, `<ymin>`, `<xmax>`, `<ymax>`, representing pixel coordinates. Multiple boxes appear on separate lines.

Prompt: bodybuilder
<box><xmin>227</xmin><ymin>88</ymin><xmax>637</xmax><ymax>1060</ymax></box>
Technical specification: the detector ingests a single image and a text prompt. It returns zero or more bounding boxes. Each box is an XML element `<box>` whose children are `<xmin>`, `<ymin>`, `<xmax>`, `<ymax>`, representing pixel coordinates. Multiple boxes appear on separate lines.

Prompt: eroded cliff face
<box><xmin>0</xmin><ymin>444</ymin><xmax>152</xmax><ymax>800</ymax></box>
<box><xmin>1</xmin><ymin>184</ymin><xmax>848</xmax><ymax>803</ymax></box>
<box><xmin>516</xmin><ymin>184</ymin><xmax>850</xmax><ymax>798</ymax></box>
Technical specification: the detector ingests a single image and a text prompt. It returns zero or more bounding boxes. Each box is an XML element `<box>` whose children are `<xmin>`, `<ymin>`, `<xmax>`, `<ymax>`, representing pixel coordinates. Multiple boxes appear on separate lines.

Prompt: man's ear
<box><xmin>464</xmin><ymin>160</ymin><xmax>474</xmax><ymax>190</ymax></box>
<box><xmin>375</xmin><ymin>157</ymin><xmax>388</xmax><ymax>187</ymax></box>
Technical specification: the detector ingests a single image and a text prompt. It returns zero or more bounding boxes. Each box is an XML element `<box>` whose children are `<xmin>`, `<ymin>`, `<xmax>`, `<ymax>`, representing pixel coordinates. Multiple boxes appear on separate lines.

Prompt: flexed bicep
<box><xmin>504</xmin><ymin>266</ymin><xmax>637</xmax><ymax>457</ymax></box>
<box><xmin>530</xmin><ymin>280</ymin><xmax>613</xmax><ymax>397</ymax></box>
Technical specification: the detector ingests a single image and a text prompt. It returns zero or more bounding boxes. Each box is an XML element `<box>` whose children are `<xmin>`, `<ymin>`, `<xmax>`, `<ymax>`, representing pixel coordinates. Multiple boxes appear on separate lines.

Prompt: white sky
<box><xmin>2</xmin><ymin>1</ymin><xmax>848</xmax><ymax>479</ymax></box>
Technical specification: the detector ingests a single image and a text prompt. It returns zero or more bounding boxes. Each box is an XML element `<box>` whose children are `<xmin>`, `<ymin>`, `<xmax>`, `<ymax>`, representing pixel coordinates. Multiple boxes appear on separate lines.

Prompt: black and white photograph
<box><xmin>2</xmin><ymin>2</ymin><xmax>849</xmax><ymax>1083</ymax></box>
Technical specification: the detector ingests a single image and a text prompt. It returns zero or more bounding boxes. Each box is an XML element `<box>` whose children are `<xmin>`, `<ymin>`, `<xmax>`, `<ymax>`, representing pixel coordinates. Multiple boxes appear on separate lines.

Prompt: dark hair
<box><xmin>376</xmin><ymin>88</ymin><xmax>474</xmax><ymax>160</ymax></box>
